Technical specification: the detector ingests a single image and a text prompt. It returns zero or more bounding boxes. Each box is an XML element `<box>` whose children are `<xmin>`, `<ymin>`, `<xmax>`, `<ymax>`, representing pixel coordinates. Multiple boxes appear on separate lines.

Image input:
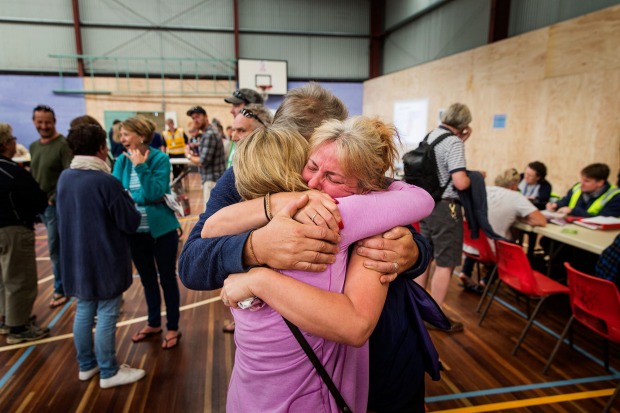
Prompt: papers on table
<box><xmin>573</xmin><ymin>216</ymin><xmax>620</xmax><ymax>230</ymax></box>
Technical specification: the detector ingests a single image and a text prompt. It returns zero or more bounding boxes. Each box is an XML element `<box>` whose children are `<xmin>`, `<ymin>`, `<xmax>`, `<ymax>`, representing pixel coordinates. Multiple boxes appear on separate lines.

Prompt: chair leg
<box><xmin>478</xmin><ymin>279</ymin><xmax>502</xmax><ymax>326</ymax></box>
<box><xmin>512</xmin><ymin>295</ymin><xmax>550</xmax><ymax>355</ymax></box>
<box><xmin>603</xmin><ymin>380</ymin><xmax>620</xmax><ymax>413</ymax></box>
<box><xmin>542</xmin><ymin>315</ymin><xmax>575</xmax><ymax>374</ymax></box>
<box><xmin>604</xmin><ymin>339</ymin><xmax>609</xmax><ymax>371</ymax></box>
<box><xmin>476</xmin><ymin>266</ymin><xmax>497</xmax><ymax>313</ymax></box>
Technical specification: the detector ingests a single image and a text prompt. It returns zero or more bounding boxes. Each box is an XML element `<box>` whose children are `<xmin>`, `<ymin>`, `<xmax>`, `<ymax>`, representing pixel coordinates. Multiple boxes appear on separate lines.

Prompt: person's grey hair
<box><xmin>441</xmin><ymin>103</ymin><xmax>472</xmax><ymax>131</ymax></box>
<box><xmin>244</xmin><ymin>104</ymin><xmax>273</xmax><ymax>127</ymax></box>
<box><xmin>0</xmin><ymin>123</ymin><xmax>12</xmax><ymax>146</ymax></box>
<box><xmin>272</xmin><ymin>82</ymin><xmax>348</xmax><ymax>140</ymax></box>
<box><xmin>494</xmin><ymin>168</ymin><xmax>520</xmax><ymax>188</ymax></box>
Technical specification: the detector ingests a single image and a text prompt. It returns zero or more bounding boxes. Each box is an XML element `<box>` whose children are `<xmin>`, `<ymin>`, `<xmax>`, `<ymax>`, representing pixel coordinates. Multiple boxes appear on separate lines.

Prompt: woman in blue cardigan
<box><xmin>113</xmin><ymin>116</ymin><xmax>182</xmax><ymax>349</ymax></box>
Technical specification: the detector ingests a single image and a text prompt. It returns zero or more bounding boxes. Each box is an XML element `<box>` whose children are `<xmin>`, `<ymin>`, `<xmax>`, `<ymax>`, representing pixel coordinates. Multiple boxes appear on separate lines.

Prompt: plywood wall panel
<box><xmin>546</xmin><ymin>6</ymin><xmax>620</xmax><ymax>78</ymax></box>
<box><xmin>364</xmin><ymin>4</ymin><xmax>620</xmax><ymax>194</ymax></box>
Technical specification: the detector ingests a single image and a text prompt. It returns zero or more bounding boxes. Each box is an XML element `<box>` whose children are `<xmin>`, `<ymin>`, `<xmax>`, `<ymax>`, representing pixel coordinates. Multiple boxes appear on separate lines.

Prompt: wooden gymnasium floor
<box><xmin>0</xmin><ymin>171</ymin><xmax>618</xmax><ymax>412</ymax></box>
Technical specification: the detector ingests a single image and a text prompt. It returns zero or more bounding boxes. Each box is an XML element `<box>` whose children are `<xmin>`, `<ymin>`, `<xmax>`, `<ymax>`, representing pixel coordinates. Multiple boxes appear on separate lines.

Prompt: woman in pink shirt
<box><xmin>203</xmin><ymin>117</ymin><xmax>434</xmax><ymax>412</ymax></box>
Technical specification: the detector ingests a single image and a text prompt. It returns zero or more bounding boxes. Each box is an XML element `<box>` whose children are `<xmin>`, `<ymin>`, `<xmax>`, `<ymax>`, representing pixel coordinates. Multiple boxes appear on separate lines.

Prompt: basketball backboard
<box><xmin>238</xmin><ymin>59</ymin><xmax>288</xmax><ymax>96</ymax></box>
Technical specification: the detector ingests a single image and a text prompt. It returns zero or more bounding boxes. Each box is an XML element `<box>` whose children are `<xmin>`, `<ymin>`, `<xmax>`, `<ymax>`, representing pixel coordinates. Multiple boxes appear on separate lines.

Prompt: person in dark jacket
<box><xmin>0</xmin><ymin>123</ymin><xmax>49</xmax><ymax>344</ymax></box>
<box><xmin>518</xmin><ymin>161</ymin><xmax>552</xmax><ymax>210</ymax></box>
<box><xmin>57</xmin><ymin>123</ymin><xmax>145</xmax><ymax>389</ymax></box>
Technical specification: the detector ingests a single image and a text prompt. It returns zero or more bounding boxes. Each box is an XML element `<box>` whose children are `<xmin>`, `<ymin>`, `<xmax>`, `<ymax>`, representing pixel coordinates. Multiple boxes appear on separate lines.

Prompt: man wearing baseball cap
<box><xmin>224</xmin><ymin>88</ymin><xmax>264</xmax><ymax>117</ymax></box>
<box><xmin>184</xmin><ymin>106</ymin><xmax>226</xmax><ymax>207</ymax></box>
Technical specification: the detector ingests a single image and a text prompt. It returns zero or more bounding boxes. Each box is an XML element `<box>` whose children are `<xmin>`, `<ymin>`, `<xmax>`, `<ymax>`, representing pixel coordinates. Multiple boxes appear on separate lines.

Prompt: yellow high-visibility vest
<box><xmin>568</xmin><ymin>183</ymin><xmax>620</xmax><ymax>216</ymax></box>
<box><xmin>163</xmin><ymin>128</ymin><xmax>186</xmax><ymax>155</ymax></box>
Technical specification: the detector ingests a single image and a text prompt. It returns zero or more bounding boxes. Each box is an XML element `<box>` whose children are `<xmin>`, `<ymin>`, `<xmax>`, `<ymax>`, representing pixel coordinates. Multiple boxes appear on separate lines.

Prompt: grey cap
<box><xmin>224</xmin><ymin>88</ymin><xmax>264</xmax><ymax>105</ymax></box>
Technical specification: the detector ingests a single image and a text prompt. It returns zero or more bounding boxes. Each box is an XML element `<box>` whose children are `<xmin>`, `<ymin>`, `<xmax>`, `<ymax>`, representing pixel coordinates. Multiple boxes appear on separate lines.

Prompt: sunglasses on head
<box><xmin>241</xmin><ymin>108</ymin><xmax>265</xmax><ymax>126</ymax></box>
<box><xmin>233</xmin><ymin>90</ymin><xmax>250</xmax><ymax>104</ymax></box>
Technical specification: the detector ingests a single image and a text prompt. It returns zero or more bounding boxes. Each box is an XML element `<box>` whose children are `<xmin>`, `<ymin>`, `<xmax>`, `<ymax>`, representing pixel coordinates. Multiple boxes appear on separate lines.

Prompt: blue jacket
<box><xmin>112</xmin><ymin>149</ymin><xmax>179</xmax><ymax>238</ymax></box>
<box><xmin>179</xmin><ymin>167</ymin><xmax>446</xmax><ymax>411</ymax></box>
<box><xmin>57</xmin><ymin>169</ymin><xmax>140</xmax><ymax>300</ymax></box>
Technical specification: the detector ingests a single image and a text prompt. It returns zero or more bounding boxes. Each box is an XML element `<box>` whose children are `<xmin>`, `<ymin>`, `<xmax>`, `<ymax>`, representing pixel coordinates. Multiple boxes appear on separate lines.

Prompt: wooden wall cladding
<box><xmin>364</xmin><ymin>5</ymin><xmax>620</xmax><ymax>194</ymax></box>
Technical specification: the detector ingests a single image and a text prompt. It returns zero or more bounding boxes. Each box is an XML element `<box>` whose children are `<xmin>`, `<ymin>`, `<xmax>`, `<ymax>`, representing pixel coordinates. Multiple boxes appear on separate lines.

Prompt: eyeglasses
<box><xmin>233</xmin><ymin>90</ymin><xmax>250</xmax><ymax>104</ymax></box>
<box><xmin>241</xmin><ymin>108</ymin><xmax>265</xmax><ymax>126</ymax></box>
<box><xmin>9</xmin><ymin>136</ymin><xmax>17</xmax><ymax>142</ymax></box>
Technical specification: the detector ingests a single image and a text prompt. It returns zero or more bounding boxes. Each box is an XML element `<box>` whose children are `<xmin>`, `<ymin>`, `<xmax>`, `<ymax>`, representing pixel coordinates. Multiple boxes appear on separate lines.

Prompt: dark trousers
<box><xmin>129</xmin><ymin>230</ymin><xmax>180</xmax><ymax>331</ymax></box>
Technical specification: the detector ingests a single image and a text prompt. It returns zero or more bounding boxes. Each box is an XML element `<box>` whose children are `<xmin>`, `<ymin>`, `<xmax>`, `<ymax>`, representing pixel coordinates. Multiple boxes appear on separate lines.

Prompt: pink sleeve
<box><xmin>336</xmin><ymin>181</ymin><xmax>434</xmax><ymax>248</ymax></box>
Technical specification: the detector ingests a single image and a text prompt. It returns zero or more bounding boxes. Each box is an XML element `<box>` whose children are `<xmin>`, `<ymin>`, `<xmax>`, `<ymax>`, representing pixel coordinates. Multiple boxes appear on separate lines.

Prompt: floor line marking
<box><xmin>426</xmin><ymin>374</ymin><xmax>620</xmax><ymax>402</ymax></box>
<box><xmin>429</xmin><ymin>388</ymin><xmax>615</xmax><ymax>413</ymax></box>
<box><xmin>492</xmin><ymin>296</ymin><xmax>620</xmax><ymax>375</ymax></box>
<box><xmin>0</xmin><ymin>347</ymin><xmax>35</xmax><ymax>389</ymax></box>
<box><xmin>37</xmin><ymin>275</ymin><xmax>54</xmax><ymax>284</ymax></box>
<box><xmin>0</xmin><ymin>296</ymin><xmax>222</xmax><ymax>353</ymax></box>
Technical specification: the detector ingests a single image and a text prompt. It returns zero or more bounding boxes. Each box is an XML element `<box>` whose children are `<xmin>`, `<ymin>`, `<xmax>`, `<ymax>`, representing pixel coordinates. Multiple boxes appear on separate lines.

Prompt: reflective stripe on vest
<box><xmin>163</xmin><ymin>128</ymin><xmax>186</xmax><ymax>155</ymax></box>
<box><xmin>568</xmin><ymin>183</ymin><xmax>620</xmax><ymax>215</ymax></box>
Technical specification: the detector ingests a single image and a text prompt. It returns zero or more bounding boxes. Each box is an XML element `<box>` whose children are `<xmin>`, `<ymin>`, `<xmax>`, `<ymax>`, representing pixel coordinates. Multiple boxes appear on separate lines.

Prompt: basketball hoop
<box><xmin>258</xmin><ymin>85</ymin><xmax>272</xmax><ymax>103</ymax></box>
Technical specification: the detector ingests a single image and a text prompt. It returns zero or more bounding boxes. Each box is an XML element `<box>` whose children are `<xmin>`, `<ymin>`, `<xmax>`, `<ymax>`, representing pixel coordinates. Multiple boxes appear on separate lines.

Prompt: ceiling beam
<box><xmin>488</xmin><ymin>0</ymin><xmax>511</xmax><ymax>43</ymax></box>
<box><xmin>71</xmin><ymin>0</ymin><xmax>85</xmax><ymax>77</ymax></box>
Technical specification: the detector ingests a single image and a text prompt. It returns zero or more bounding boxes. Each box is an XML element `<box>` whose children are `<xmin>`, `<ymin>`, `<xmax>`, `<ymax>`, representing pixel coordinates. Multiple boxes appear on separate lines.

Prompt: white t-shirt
<box><xmin>486</xmin><ymin>186</ymin><xmax>538</xmax><ymax>240</ymax></box>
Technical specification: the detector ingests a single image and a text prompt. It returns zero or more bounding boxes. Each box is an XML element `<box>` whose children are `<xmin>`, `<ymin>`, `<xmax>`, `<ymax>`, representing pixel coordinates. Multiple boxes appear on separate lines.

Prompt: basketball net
<box><xmin>258</xmin><ymin>85</ymin><xmax>272</xmax><ymax>103</ymax></box>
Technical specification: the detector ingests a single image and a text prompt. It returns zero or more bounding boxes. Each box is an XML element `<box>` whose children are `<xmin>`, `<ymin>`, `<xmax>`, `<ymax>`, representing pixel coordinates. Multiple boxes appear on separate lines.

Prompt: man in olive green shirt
<box><xmin>29</xmin><ymin>105</ymin><xmax>72</xmax><ymax>308</ymax></box>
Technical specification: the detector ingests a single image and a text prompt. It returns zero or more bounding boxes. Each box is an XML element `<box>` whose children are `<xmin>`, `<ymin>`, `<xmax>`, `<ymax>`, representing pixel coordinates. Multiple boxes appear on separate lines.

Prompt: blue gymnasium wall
<box><xmin>0</xmin><ymin>75</ymin><xmax>363</xmax><ymax>149</ymax></box>
<box><xmin>0</xmin><ymin>75</ymin><xmax>86</xmax><ymax>149</ymax></box>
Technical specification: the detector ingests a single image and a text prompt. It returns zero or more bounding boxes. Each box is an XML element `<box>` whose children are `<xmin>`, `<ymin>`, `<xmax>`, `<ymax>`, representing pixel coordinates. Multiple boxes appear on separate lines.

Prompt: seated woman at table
<box><xmin>518</xmin><ymin>161</ymin><xmax>552</xmax><ymax>209</ymax></box>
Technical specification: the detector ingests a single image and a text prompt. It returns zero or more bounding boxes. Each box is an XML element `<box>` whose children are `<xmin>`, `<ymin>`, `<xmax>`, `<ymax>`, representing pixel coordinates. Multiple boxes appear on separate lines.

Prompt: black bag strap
<box><xmin>283</xmin><ymin>317</ymin><xmax>352</xmax><ymax>413</ymax></box>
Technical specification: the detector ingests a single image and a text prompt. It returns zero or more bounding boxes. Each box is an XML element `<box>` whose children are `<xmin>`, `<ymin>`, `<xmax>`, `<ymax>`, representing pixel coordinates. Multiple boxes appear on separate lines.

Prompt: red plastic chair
<box><xmin>543</xmin><ymin>263</ymin><xmax>620</xmax><ymax>412</ymax></box>
<box><xmin>478</xmin><ymin>240</ymin><xmax>570</xmax><ymax>356</ymax></box>
<box><xmin>461</xmin><ymin>220</ymin><xmax>498</xmax><ymax>312</ymax></box>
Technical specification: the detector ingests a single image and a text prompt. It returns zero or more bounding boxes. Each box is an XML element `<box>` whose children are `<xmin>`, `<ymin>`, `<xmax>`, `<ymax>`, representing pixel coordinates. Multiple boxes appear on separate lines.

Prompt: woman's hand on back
<box><xmin>272</xmin><ymin>190</ymin><xmax>342</xmax><ymax>232</ymax></box>
<box><xmin>355</xmin><ymin>226</ymin><xmax>419</xmax><ymax>284</ymax></box>
<box><xmin>221</xmin><ymin>271</ymin><xmax>258</xmax><ymax>309</ymax></box>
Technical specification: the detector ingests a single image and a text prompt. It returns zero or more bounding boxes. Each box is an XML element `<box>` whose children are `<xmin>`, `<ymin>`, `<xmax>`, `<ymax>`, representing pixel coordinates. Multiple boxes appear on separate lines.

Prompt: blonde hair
<box><xmin>309</xmin><ymin>116</ymin><xmax>400</xmax><ymax>193</ymax></box>
<box><xmin>441</xmin><ymin>103</ymin><xmax>472</xmax><ymax>131</ymax></box>
<box><xmin>120</xmin><ymin>116</ymin><xmax>157</xmax><ymax>144</ymax></box>
<box><xmin>494</xmin><ymin>168</ymin><xmax>520</xmax><ymax>188</ymax></box>
<box><xmin>0</xmin><ymin>123</ymin><xmax>12</xmax><ymax>146</ymax></box>
<box><xmin>234</xmin><ymin>126</ymin><xmax>309</xmax><ymax>200</ymax></box>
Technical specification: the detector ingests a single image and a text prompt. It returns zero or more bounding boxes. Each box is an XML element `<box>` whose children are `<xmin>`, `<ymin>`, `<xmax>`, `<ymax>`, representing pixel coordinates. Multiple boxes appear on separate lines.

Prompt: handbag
<box><xmin>283</xmin><ymin>317</ymin><xmax>352</xmax><ymax>413</ymax></box>
<box><xmin>163</xmin><ymin>191</ymin><xmax>188</xmax><ymax>217</ymax></box>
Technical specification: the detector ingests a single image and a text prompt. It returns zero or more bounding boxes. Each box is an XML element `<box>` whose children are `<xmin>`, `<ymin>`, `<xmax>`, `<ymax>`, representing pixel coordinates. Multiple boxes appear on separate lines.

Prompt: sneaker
<box><xmin>100</xmin><ymin>365</ymin><xmax>145</xmax><ymax>389</ymax></box>
<box><xmin>79</xmin><ymin>366</ymin><xmax>100</xmax><ymax>381</ymax></box>
<box><xmin>0</xmin><ymin>323</ymin><xmax>9</xmax><ymax>335</ymax></box>
<box><xmin>6</xmin><ymin>325</ymin><xmax>50</xmax><ymax>344</ymax></box>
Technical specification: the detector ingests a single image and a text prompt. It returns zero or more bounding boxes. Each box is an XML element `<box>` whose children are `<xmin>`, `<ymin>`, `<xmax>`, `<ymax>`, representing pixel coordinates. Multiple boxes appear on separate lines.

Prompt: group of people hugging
<box><xmin>179</xmin><ymin>83</ymin><xmax>449</xmax><ymax>412</ymax></box>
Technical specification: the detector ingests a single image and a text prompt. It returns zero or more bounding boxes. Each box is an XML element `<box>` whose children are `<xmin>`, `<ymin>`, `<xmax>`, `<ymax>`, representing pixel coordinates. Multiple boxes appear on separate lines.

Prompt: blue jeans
<box><xmin>41</xmin><ymin>205</ymin><xmax>63</xmax><ymax>295</ymax></box>
<box><xmin>129</xmin><ymin>230</ymin><xmax>180</xmax><ymax>331</ymax></box>
<box><xmin>73</xmin><ymin>296</ymin><xmax>122</xmax><ymax>379</ymax></box>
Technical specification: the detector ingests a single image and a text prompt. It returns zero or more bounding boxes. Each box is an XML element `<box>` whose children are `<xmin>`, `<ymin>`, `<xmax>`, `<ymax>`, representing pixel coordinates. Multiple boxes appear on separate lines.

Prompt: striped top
<box><xmin>427</xmin><ymin>127</ymin><xmax>467</xmax><ymax>199</ymax></box>
<box><xmin>129</xmin><ymin>166</ymin><xmax>150</xmax><ymax>232</ymax></box>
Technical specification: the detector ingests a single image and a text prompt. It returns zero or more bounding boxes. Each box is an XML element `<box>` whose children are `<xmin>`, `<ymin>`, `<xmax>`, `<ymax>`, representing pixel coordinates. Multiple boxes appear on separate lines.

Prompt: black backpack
<box><xmin>402</xmin><ymin>131</ymin><xmax>453</xmax><ymax>202</ymax></box>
